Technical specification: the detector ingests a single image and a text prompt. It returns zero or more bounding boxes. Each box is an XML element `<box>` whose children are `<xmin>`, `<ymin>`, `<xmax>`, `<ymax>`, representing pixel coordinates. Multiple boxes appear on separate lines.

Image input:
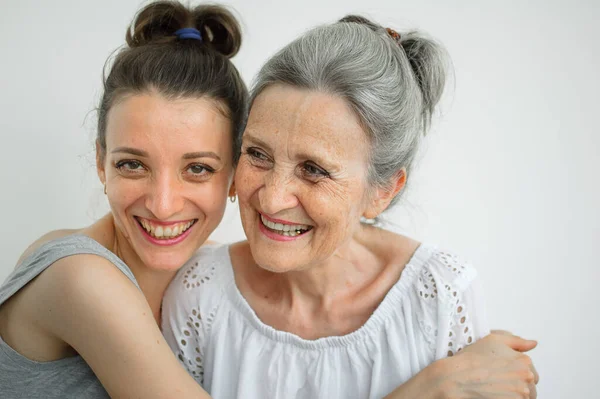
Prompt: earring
<box><xmin>229</xmin><ymin>195</ymin><xmax>236</xmax><ymax>203</ymax></box>
<box><xmin>103</xmin><ymin>183</ymin><xmax>107</xmax><ymax>195</ymax></box>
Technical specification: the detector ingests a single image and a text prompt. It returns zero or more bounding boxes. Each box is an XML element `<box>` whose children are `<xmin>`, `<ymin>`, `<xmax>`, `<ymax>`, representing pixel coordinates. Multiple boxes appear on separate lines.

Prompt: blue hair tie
<box><xmin>175</xmin><ymin>28</ymin><xmax>202</xmax><ymax>41</ymax></box>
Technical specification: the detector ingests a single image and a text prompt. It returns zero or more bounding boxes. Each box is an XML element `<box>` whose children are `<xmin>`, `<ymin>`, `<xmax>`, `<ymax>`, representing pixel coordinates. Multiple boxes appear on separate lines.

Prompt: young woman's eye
<box><xmin>184</xmin><ymin>163</ymin><xmax>215</xmax><ymax>181</ymax></box>
<box><xmin>302</xmin><ymin>162</ymin><xmax>329</xmax><ymax>179</ymax></box>
<box><xmin>115</xmin><ymin>160</ymin><xmax>145</xmax><ymax>173</ymax></box>
<box><xmin>186</xmin><ymin>164</ymin><xmax>214</xmax><ymax>176</ymax></box>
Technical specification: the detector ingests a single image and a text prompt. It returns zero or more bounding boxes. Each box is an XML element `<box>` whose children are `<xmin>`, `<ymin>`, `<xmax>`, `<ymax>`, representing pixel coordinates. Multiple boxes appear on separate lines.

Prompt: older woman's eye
<box><xmin>245</xmin><ymin>147</ymin><xmax>273</xmax><ymax>169</ymax></box>
<box><xmin>246</xmin><ymin>147</ymin><xmax>269</xmax><ymax>161</ymax></box>
<box><xmin>302</xmin><ymin>162</ymin><xmax>329</xmax><ymax>179</ymax></box>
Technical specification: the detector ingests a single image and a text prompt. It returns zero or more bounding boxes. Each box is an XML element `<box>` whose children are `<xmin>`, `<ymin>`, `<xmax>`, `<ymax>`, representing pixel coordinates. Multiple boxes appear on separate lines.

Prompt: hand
<box><xmin>432</xmin><ymin>331</ymin><xmax>539</xmax><ymax>398</ymax></box>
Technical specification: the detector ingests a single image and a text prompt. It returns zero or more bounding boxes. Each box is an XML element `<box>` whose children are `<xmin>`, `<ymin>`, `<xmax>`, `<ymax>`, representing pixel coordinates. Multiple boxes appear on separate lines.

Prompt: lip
<box><xmin>136</xmin><ymin>216</ymin><xmax>195</xmax><ymax>227</ymax></box>
<box><xmin>259</xmin><ymin>212</ymin><xmax>311</xmax><ymax>226</ymax></box>
<box><xmin>258</xmin><ymin>213</ymin><xmax>311</xmax><ymax>242</ymax></box>
<box><xmin>135</xmin><ymin>217</ymin><xmax>197</xmax><ymax>247</ymax></box>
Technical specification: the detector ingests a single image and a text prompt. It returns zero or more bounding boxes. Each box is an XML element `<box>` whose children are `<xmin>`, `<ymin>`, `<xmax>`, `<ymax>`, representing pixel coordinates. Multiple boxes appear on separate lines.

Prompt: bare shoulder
<box><xmin>16</xmin><ymin>252</ymin><xmax>144</xmax><ymax>349</ymax></box>
<box><xmin>16</xmin><ymin>214</ymin><xmax>115</xmax><ymax>269</ymax></box>
<box><xmin>39</xmin><ymin>252</ymin><xmax>133</xmax><ymax>293</ymax></box>
<box><xmin>13</xmin><ymin>252</ymin><xmax>138</xmax><ymax>327</ymax></box>
<box><xmin>34</xmin><ymin>254</ymin><xmax>208</xmax><ymax>398</ymax></box>
<box><xmin>16</xmin><ymin>228</ymin><xmax>81</xmax><ymax>268</ymax></box>
<box><xmin>0</xmin><ymin>252</ymin><xmax>135</xmax><ymax>363</ymax></box>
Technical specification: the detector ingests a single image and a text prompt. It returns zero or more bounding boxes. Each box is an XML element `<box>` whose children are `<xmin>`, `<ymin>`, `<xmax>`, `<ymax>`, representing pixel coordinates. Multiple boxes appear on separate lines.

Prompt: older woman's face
<box><xmin>236</xmin><ymin>85</ymin><xmax>376</xmax><ymax>272</ymax></box>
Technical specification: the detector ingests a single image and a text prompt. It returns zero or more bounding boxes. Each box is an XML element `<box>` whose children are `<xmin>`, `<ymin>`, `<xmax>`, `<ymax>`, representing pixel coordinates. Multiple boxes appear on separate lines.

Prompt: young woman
<box><xmin>0</xmin><ymin>2</ymin><xmax>246</xmax><ymax>397</ymax></box>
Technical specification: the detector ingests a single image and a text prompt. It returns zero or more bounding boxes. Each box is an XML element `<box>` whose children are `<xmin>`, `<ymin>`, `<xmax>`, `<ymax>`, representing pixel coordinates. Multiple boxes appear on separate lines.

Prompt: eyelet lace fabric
<box><xmin>415</xmin><ymin>250</ymin><xmax>479</xmax><ymax>356</ymax></box>
<box><xmin>162</xmin><ymin>243</ymin><xmax>488</xmax><ymax>399</ymax></box>
<box><xmin>434</xmin><ymin>251</ymin><xmax>476</xmax><ymax>356</ymax></box>
<box><xmin>170</xmin><ymin>259</ymin><xmax>218</xmax><ymax>384</ymax></box>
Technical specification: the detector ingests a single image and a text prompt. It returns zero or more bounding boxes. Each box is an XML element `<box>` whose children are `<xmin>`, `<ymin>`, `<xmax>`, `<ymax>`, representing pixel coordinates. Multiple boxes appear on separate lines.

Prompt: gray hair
<box><xmin>250</xmin><ymin>15</ymin><xmax>450</xmax><ymax>210</ymax></box>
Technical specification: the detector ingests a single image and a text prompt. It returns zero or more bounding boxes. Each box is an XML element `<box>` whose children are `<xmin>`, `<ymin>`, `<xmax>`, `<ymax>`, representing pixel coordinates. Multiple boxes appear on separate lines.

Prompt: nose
<box><xmin>258</xmin><ymin>168</ymin><xmax>299</xmax><ymax>215</ymax></box>
<box><xmin>145</xmin><ymin>173</ymin><xmax>185</xmax><ymax>220</ymax></box>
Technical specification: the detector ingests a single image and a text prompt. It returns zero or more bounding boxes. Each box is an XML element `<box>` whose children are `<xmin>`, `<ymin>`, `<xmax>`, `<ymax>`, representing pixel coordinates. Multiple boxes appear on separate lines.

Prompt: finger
<box><xmin>516</xmin><ymin>339</ymin><xmax>538</xmax><ymax>353</ymax></box>
<box><xmin>493</xmin><ymin>334</ymin><xmax>538</xmax><ymax>352</ymax></box>
<box><xmin>531</xmin><ymin>363</ymin><xmax>540</xmax><ymax>384</ymax></box>
<box><xmin>490</xmin><ymin>329</ymin><xmax>513</xmax><ymax>336</ymax></box>
<box><xmin>529</xmin><ymin>382</ymin><xmax>537</xmax><ymax>399</ymax></box>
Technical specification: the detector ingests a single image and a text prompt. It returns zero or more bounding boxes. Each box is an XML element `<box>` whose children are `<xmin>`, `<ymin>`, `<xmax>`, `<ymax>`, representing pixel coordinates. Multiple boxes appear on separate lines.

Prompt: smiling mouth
<box><xmin>135</xmin><ymin>217</ymin><xmax>197</xmax><ymax>240</ymax></box>
<box><xmin>259</xmin><ymin>214</ymin><xmax>313</xmax><ymax>237</ymax></box>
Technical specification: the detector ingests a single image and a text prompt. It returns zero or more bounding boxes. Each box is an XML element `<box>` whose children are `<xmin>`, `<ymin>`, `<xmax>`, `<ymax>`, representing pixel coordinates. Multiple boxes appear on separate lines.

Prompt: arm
<box><xmin>31</xmin><ymin>254</ymin><xmax>209</xmax><ymax>398</ymax></box>
<box><xmin>386</xmin><ymin>251</ymin><xmax>538</xmax><ymax>399</ymax></box>
<box><xmin>384</xmin><ymin>332</ymin><xmax>539</xmax><ymax>399</ymax></box>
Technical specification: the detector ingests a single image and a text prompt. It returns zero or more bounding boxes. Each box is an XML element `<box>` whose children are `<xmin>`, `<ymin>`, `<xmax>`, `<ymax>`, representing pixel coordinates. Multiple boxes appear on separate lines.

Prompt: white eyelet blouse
<box><xmin>162</xmin><ymin>243</ymin><xmax>488</xmax><ymax>399</ymax></box>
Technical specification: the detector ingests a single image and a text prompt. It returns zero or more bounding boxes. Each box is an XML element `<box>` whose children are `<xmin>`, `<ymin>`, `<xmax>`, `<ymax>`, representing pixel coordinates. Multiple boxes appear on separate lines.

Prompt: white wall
<box><xmin>1</xmin><ymin>0</ymin><xmax>598</xmax><ymax>397</ymax></box>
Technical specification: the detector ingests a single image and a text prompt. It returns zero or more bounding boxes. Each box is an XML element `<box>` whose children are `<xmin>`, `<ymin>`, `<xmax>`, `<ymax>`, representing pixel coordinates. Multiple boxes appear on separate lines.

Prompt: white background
<box><xmin>1</xmin><ymin>0</ymin><xmax>598</xmax><ymax>397</ymax></box>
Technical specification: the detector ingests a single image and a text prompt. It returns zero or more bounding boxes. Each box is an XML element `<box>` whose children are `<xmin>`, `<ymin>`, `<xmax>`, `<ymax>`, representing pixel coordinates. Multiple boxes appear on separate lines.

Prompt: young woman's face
<box><xmin>98</xmin><ymin>93</ymin><xmax>233</xmax><ymax>272</ymax></box>
<box><xmin>235</xmin><ymin>85</ymin><xmax>379</xmax><ymax>273</ymax></box>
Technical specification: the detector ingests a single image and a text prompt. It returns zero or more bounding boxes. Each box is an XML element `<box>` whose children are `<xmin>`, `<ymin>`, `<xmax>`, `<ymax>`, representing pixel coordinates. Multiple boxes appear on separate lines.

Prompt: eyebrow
<box><xmin>182</xmin><ymin>152</ymin><xmax>221</xmax><ymax>161</ymax></box>
<box><xmin>244</xmin><ymin>132</ymin><xmax>335</xmax><ymax>168</ymax></box>
<box><xmin>243</xmin><ymin>133</ymin><xmax>273</xmax><ymax>153</ymax></box>
<box><xmin>111</xmin><ymin>147</ymin><xmax>148</xmax><ymax>157</ymax></box>
<box><xmin>111</xmin><ymin>147</ymin><xmax>221</xmax><ymax>161</ymax></box>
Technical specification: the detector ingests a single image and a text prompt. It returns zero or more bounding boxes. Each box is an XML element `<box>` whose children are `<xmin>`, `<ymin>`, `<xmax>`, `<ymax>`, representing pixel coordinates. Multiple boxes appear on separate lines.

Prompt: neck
<box><xmin>277</xmin><ymin>225</ymin><xmax>386</xmax><ymax>309</ymax></box>
<box><xmin>99</xmin><ymin>214</ymin><xmax>176</xmax><ymax>326</ymax></box>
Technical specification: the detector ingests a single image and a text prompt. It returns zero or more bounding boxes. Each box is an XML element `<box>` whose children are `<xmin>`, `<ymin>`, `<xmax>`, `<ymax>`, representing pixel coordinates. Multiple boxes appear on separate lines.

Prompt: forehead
<box><xmin>247</xmin><ymin>85</ymin><xmax>369</xmax><ymax>158</ymax></box>
<box><xmin>105</xmin><ymin>93</ymin><xmax>232</xmax><ymax>154</ymax></box>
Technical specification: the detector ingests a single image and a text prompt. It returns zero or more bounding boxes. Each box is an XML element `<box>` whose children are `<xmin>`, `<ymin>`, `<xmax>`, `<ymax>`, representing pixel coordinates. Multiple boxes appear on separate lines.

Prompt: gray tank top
<box><xmin>0</xmin><ymin>234</ymin><xmax>141</xmax><ymax>398</ymax></box>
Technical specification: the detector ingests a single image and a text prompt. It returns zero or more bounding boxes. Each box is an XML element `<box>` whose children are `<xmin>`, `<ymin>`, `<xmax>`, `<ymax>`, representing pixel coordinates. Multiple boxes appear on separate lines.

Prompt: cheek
<box><xmin>107</xmin><ymin>180</ymin><xmax>146</xmax><ymax>212</ymax></box>
<box><xmin>195</xmin><ymin>177</ymin><xmax>231</xmax><ymax>214</ymax></box>
<box><xmin>303</xmin><ymin>184</ymin><xmax>366</xmax><ymax>234</ymax></box>
<box><xmin>306</xmin><ymin>183</ymin><xmax>355</xmax><ymax>216</ymax></box>
<box><xmin>235</xmin><ymin>161</ymin><xmax>262</xmax><ymax>200</ymax></box>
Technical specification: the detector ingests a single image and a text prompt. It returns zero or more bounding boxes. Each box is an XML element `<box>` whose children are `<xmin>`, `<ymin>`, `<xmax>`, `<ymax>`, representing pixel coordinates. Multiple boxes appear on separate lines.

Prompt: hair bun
<box><xmin>125</xmin><ymin>1</ymin><xmax>242</xmax><ymax>58</ymax></box>
<box><xmin>193</xmin><ymin>5</ymin><xmax>242</xmax><ymax>58</ymax></box>
<box><xmin>126</xmin><ymin>1</ymin><xmax>188</xmax><ymax>47</ymax></box>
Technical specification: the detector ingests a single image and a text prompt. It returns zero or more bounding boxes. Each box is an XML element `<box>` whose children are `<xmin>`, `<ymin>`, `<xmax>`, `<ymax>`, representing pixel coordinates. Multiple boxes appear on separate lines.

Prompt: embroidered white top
<box><xmin>162</xmin><ymin>243</ymin><xmax>489</xmax><ymax>399</ymax></box>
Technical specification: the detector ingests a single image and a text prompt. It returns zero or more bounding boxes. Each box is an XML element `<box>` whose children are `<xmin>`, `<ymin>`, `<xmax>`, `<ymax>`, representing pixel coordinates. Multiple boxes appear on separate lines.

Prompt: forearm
<box><xmin>384</xmin><ymin>361</ymin><xmax>446</xmax><ymax>399</ymax></box>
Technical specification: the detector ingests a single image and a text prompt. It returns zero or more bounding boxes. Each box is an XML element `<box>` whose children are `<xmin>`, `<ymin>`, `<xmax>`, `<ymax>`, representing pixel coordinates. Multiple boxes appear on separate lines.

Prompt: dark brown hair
<box><xmin>97</xmin><ymin>1</ymin><xmax>248</xmax><ymax>163</ymax></box>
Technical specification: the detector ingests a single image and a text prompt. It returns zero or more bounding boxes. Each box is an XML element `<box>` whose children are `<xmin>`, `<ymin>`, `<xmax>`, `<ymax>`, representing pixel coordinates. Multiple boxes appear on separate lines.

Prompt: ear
<box><xmin>362</xmin><ymin>168</ymin><xmax>407</xmax><ymax>219</ymax></box>
<box><xmin>228</xmin><ymin>180</ymin><xmax>236</xmax><ymax>198</ymax></box>
<box><xmin>96</xmin><ymin>140</ymin><xmax>106</xmax><ymax>185</ymax></box>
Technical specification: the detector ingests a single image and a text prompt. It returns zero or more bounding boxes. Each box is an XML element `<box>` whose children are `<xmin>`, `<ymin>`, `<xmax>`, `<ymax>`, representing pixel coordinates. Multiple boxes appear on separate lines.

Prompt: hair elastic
<box><xmin>175</xmin><ymin>27</ymin><xmax>203</xmax><ymax>41</ymax></box>
<box><xmin>386</xmin><ymin>28</ymin><xmax>401</xmax><ymax>43</ymax></box>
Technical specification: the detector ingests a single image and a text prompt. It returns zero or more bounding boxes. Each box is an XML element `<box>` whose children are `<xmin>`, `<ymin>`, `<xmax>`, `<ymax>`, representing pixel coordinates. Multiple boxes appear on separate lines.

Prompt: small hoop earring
<box><xmin>229</xmin><ymin>195</ymin><xmax>236</xmax><ymax>203</ymax></box>
<box><xmin>103</xmin><ymin>184</ymin><xmax>107</xmax><ymax>195</ymax></box>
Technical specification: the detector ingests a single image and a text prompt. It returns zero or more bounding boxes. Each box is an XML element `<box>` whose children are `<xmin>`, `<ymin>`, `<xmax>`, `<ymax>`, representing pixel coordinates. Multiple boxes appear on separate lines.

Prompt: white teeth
<box><xmin>260</xmin><ymin>215</ymin><xmax>311</xmax><ymax>236</ymax></box>
<box><xmin>172</xmin><ymin>225</ymin><xmax>180</xmax><ymax>236</ymax></box>
<box><xmin>164</xmin><ymin>227</ymin><xmax>172</xmax><ymax>237</ymax></box>
<box><xmin>155</xmin><ymin>226</ymin><xmax>164</xmax><ymax>238</ymax></box>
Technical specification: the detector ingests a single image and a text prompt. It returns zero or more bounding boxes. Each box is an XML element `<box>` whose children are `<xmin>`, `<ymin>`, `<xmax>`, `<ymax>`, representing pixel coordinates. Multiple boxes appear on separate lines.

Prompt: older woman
<box><xmin>163</xmin><ymin>15</ymin><xmax>538</xmax><ymax>399</ymax></box>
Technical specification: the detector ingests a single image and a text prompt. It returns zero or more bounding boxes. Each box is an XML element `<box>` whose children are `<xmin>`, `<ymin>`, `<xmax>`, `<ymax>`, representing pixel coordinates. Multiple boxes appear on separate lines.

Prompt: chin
<box><xmin>250</xmin><ymin>248</ymin><xmax>302</xmax><ymax>274</ymax></box>
<box><xmin>145</xmin><ymin>253</ymin><xmax>190</xmax><ymax>272</ymax></box>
